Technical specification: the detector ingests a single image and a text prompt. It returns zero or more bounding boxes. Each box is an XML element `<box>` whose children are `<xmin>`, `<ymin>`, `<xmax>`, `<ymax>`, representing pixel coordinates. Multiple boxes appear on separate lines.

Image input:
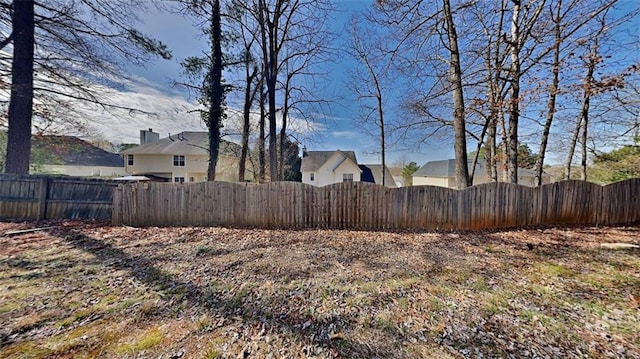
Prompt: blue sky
<box><xmin>129</xmin><ymin>0</ymin><xmax>453</xmax><ymax>167</ymax></box>
<box><xmin>128</xmin><ymin>0</ymin><xmax>639</xmax><ymax>168</ymax></box>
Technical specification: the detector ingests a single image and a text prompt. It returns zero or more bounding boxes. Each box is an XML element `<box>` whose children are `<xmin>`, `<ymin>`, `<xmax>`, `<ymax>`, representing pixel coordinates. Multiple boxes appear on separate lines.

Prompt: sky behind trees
<box><xmin>124</xmin><ymin>0</ymin><xmax>638</xmax><ymax>167</ymax></box>
<box><xmin>128</xmin><ymin>0</ymin><xmax>437</xmax><ymax>166</ymax></box>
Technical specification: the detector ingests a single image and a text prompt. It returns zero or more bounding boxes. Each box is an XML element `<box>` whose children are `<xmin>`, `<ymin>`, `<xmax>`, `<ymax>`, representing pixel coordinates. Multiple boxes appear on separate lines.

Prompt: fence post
<box><xmin>112</xmin><ymin>184</ymin><xmax>122</xmax><ymax>225</ymax></box>
<box><xmin>38</xmin><ymin>177</ymin><xmax>49</xmax><ymax>220</ymax></box>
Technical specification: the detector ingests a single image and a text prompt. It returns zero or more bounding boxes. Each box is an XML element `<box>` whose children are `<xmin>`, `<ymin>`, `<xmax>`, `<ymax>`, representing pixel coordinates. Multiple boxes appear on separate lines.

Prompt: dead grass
<box><xmin>0</xmin><ymin>220</ymin><xmax>639</xmax><ymax>358</ymax></box>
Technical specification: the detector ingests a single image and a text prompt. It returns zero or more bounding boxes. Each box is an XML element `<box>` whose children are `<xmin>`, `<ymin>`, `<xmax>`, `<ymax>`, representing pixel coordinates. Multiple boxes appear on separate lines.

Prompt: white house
<box><xmin>301</xmin><ymin>150</ymin><xmax>361</xmax><ymax>186</ymax></box>
<box><xmin>301</xmin><ymin>149</ymin><xmax>396</xmax><ymax>187</ymax></box>
<box><xmin>412</xmin><ymin>159</ymin><xmax>551</xmax><ymax>188</ymax></box>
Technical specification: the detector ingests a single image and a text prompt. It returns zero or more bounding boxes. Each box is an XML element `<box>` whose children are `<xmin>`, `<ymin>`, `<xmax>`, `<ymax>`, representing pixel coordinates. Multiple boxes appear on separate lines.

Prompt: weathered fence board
<box><xmin>111</xmin><ymin>179</ymin><xmax>640</xmax><ymax>230</ymax></box>
<box><xmin>600</xmin><ymin>178</ymin><xmax>640</xmax><ymax>225</ymax></box>
<box><xmin>0</xmin><ymin>175</ymin><xmax>117</xmax><ymax>220</ymax></box>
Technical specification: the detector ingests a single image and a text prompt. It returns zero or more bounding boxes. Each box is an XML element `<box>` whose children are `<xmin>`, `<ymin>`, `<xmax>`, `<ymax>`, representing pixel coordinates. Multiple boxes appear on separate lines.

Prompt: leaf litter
<box><xmin>0</xmin><ymin>220</ymin><xmax>638</xmax><ymax>358</ymax></box>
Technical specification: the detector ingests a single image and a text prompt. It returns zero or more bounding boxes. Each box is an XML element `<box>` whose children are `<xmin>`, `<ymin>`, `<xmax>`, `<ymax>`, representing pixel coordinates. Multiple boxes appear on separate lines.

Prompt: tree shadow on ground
<box><xmin>40</xmin><ymin>226</ymin><xmax>410</xmax><ymax>358</ymax></box>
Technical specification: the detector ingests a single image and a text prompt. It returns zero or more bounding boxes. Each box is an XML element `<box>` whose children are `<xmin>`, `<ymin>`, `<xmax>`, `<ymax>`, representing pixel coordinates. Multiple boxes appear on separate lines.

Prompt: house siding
<box><xmin>312</xmin><ymin>152</ymin><xmax>361</xmax><ymax>187</ymax></box>
<box><xmin>126</xmin><ymin>154</ymin><xmax>238</xmax><ymax>182</ymax></box>
<box><xmin>34</xmin><ymin>165</ymin><xmax>127</xmax><ymax>178</ymax></box>
<box><xmin>413</xmin><ymin>176</ymin><xmax>449</xmax><ymax>187</ymax></box>
<box><xmin>414</xmin><ymin>174</ymin><xmax>541</xmax><ymax>188</ymax></box>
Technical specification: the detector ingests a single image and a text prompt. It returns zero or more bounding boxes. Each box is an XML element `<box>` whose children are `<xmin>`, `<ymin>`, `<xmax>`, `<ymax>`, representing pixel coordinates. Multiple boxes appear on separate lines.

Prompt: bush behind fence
<box><xmin>112</xmin><ymin>179</ymin><xmax>640</xmax><ymax>230</ymax></box>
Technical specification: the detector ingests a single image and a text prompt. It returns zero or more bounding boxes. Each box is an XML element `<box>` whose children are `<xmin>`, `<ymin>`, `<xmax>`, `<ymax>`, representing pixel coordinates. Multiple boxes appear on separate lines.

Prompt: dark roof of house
<box><xmin>301</xmin><ymin>150</ymin><xmax>358</xmax><ymax>172</ymax></box>
<box><xmin>414</xmin><ymin>159</ymin><xmax>538</xmax><ymax>177</ymax></box>
<box><xmin>122</xmin><ymin>131</ymin><xmax>240</xmax><ymax>156</ymax></box>
<box><xmin>414</xmin><ymin>159</ymin><xmax>457</xmax><ymax>177</ymax></box>
<box><xmin>359</xmin><ymin>164</ymin><xmax>397</xmax><ymax>187</ymax></box>
<box><xmin>31</xmin><ymin>135</ymin><xmax>124</xmax><ymax>167</ymax></box>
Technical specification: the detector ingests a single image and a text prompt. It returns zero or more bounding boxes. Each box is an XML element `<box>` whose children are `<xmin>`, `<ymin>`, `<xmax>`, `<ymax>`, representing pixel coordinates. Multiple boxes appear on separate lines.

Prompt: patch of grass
<box><xmin>204</xmin><ymin>348</ymin><xmax>222</xmax><ymax>359</ymax></box>
<box><xmin>375</xmin><ymin>312</ymin><xmax>396</xmax><ymax>334</ymax></box>
<box><xmin>482</xmin><ymin>290</ymin><xmax>513</xmax><ymax>315</ymax></box>
<box><xmin>0</xmin><ymin>341</ymin><xmax>51</xmax><ymax>358</ymax></box>
<box><xmin>426</xmin><ymin>295</ymin><xmax>445</xmax><ymax>312</ymax></box>
<box><xmin>118</xmin><ymin>298</ymin><xmax>140</xmax><ymax>310</ymax></box>
<box><xmin>388</xmin><ymin>276</ymin><xmax>421</xmax><ymax>291</ymax></box>
<box><xmin>203</xmin><ymin>337</ymin><xmax>226</xmax><ymax>359</ymax></box>
<box><xmin>56</xmin><ymin>309</ymin><xmax>92</xmax><ymax>328</ymax></box>
<box><xmin>395</xmin><ymin>297</ymin><xmax>409</xmax><ymax>309</ymax></box>
<box><xmin>195</xmin><ymin>245</ymin><xmax>212</xmax><ymax>256</ymax></box>
<box><xmin>530</xmin><ymin>283</ymin><xmax>554</xmax><ymax>296</ymax></box>
<box><xmin>224</xmin><ymin>286</ymin><xmax>250</xmax><ymax>312</ymax></box>
<box><xmin>115</xmin><ymin>326</ymin><xmax>164</xmax><ymax>354</ymax></box>
<box><xmin>361</xmin><ymin>281</ymin><xmax>378</xmax><ymax>293</ymax></box>
<box><xmin>195</xmin><ymin>313</ymin><xmax>212</xmax><ymax>332</ymax></box>
<box><xmin>469</xmin><ymin>277</ymin><xmax>491</xmax><ymax>292</ymax></box>
<box><xmin>0</xmin><ymin>301</ymin><xmax>21</xmax><ymax>315</ymax></box>
<box><xmin>534</xmin><ymin>262</ymin><xmax>572</xmax><ymax>278</ymax></box>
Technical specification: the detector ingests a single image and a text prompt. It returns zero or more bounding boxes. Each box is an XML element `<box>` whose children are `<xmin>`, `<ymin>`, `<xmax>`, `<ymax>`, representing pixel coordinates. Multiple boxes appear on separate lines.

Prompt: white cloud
<box><xmin>0</xmin><ymin>67</ymin><xmax>325</xmax><ymax>145</ymax></box>
<box><xmin>331</xmin><ymin>130</ymin><xmax>358</xmax><ymax>139</ymax></box>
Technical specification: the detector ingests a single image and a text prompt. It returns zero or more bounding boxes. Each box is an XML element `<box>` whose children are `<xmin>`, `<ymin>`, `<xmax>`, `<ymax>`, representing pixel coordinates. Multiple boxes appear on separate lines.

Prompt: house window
<box><xmin>343</xmin><ymin>173</ymin><xmax>353</xmax><ymax>182</ymax></box>
<box><xmin>127</xmin><ymin>154</ymin><xmax>134</xmax><ymax>166</ymax></box>
<box><xmin>189</xmin><ymin>176</ymin><xmax>195</xmax><ymax>182</ymax></box>
<box><xmin>310</xmin><ymin>173</ymin><xmax>315</xmax><ymax>181</ymax></box>
<box><xmin>174</xmin><ymin>177</ymin><xmax>185</xmax><ymax>183</ymax></box>
<box><xmin>173</xmin><ymin>155</ymin><xmax>185</xmax><ymax>166</ymax></box>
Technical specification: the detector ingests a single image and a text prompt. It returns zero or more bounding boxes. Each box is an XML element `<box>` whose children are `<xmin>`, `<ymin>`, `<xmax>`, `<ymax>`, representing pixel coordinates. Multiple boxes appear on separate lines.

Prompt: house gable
<box><xmin>122</xmin><ymin>131</ymin><xmax>240</xmax><ymax>182</ymax></box>
<box><xmin>313</xmin><ymin>151</ymin><xmax>361</xmax><ymax>186</ymax></box>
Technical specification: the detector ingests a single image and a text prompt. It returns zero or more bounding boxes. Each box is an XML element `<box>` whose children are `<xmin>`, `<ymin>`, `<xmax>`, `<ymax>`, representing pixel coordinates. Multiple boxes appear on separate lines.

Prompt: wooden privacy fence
<box><xmin>0</xmin><ymin>175</ymin><xmax>117</xmax><ymax>220</ymax></box>
<box><xmin>112</xmin><ymin>179</ymin><xmax>640</xmax><ymax>230</ymax></box>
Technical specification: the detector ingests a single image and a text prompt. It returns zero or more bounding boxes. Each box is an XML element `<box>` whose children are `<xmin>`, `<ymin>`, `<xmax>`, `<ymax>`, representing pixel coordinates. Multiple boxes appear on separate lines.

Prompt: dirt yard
<box><xmin>0</xmin><ymin>220</ymin><xmax>638</xmax><ymax>358</ymax></box>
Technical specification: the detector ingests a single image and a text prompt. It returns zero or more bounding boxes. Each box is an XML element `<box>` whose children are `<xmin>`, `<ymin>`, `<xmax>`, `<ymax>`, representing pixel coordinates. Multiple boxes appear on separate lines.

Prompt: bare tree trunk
<box><xmin>206</xmin><ymin>0</ymin><xmax>224</xmax><ymax>182</ymax></box>
<box><xmin>279</xmin><ymin>74</ymin><xmax>292</xmax><ymax>181</ymax></box>
<box><xmin>485</xmin><ymin>114</ymin><xmax>497</xmax><ymax>182</ymax></box>
<box><xmin>500</xmin><ymin>113</ymin><xmax>510</xmax><ymax>182</ymax></box>
<box><xmin>443</xmin><ymin>0</ymin><xmax>470</xmax><ymax>189</ymax></box>
<box><xmin>267</xmin><ymin>80</ymin><xmax>278</xmax><ymax>182</ymax></box>
<box><xmin>484</xmin><ymin>69</ymin><xmax>506</xmax><ymax>182</ymax></box>
<box><xmin>486</xmin><ymin>2</ymin><xmax>506</xmax><ymax>184</ymax></box>
<box><xmin>278</xmin><ymin>108</ymin><xmax>287</xmax><ymax>181</ymax></box>
<box><xmin>566</xmin><ymin>40</ymin><xmax>597</xmax><ymax>181</ymax></box>
<box><xmin>535</xmin><ymin>0</ymin><xmax>562</xmax><ymax>186</ymax></box>
<box><xmin>564</xmin><ymin>116</ymin><xmax>581</xmax><ymax>180</ymax></box>
<box><xmin>580</xmin><ymin>50</ymin><xmax>596</xmax><ymax>181</ymax></box>
<box><xmin>239</xmin><ymin>65</ymin><xmax>257</xmax><ymax>182</ymax></box>
<box><xmin>580</xmin><ymin>107</ymin><xmax>589</xmax><ymax>181</ymax></box>
<box><xmin>259</xmin><ymin>0</ymin><xmax>282</xmax><ymax>182</ymax></box>
<box><xmin>258</xmin><ymin>85</ymin><xmax>266</xmax><ymax>183</ymax></box>
<box><xmin>5</xmin><ymin>0</ymin><xmax>35</xmax><ymax>175</ymax></box>
<box><xmin>378</xmin><ymin>95</ymin><xmax>386</xmax><ymax>187</ymax></box>
<box><xmin>350</xmin><ymin>17</ymin><xmax>387</xmax><ymax>187</ymax></box>
<box><xmin>506</xmin><ymin>0</ymin><xmax>521</xmax><ymax>184</ymax></box>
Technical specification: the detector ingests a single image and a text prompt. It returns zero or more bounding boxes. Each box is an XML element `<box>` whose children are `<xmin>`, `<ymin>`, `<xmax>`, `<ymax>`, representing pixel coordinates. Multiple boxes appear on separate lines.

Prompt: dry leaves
<box><xmin>0</xmin><ymin>220</ymin><xmax>638</xmax><ymax>358</ymax></box>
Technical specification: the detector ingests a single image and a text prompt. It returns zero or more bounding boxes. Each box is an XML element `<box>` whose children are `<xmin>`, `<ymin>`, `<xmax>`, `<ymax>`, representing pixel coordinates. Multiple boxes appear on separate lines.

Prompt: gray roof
<box><xmin>301</xmin><ymin>150</ymin><xmax>358</xmax><ymax>172</ymax></box>
<box><xmin>359</xmin><ymin>164</ymin><xmax>397</xmax><ymax>187</ymax></box>
<box><xmin>122</xmin><ymin>131</ymin><xmax>239</xmax><ymax>156</ymax></box>
<box><xmin>414</xmin><ymin>159</ymin><xmax>538</xmax><ymax>177</ymax></box>
<box><xmin>414</xmin><ymin>159</ymin><xmax>457</xmax><ymax>177</ymax></box>
<box><xmin>32</xmin><ymin>135</ymin><xmax>124</xmax><ymax>167</ymax></box>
